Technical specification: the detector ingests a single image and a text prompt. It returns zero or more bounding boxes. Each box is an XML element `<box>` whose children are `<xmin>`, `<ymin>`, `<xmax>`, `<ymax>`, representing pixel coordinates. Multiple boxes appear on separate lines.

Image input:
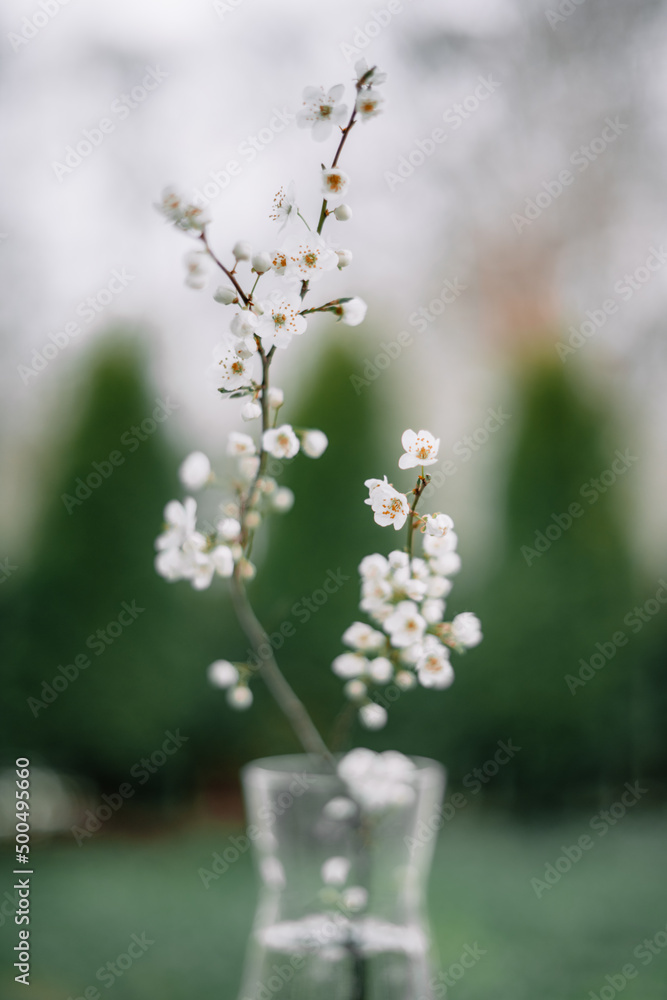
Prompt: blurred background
<box><xmin>1</xmin><ymin>0</ymin><xmax>666</xmax><ymax>996</ymax></box>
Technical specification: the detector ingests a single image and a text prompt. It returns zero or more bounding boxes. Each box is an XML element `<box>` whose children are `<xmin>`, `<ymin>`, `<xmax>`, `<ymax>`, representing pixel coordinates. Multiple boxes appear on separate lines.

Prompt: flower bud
<box><xmin>301</xmin><ymin>429</ymin><xmax>328</xmax><ymax>459</ymax></box>
<box><xmin>272</xmin><ymin>487</ymin><xmax>295</xmax><ymax>513</ymax></box>
<box><xmin>251</xmin><ymin>251</ymin><xmax>272</xmax><ymax>274</ymax></box>
<box><xmin>178</xmin><ymin>451</ymin><xmax>211</xmax><ymax>491</ymax></box>
<box><xmin>214</xmin><ymin>286</ymin><xmax>237</xmax><ymax>305</ymax></box>
<box><xmin>232</xmin><ymin>240</ymin><xmax>252</xmax><ymax>261</ymax></box>
<box><xmin>227</xmin><ymin>685</ymin><xmax>253</xmax><ymax>710</ymax></box>
<box><xmin>246</xmin><ymin>510</ymin><xmax>262</xmax><ymax>529</ymax></box>
<box><xmin>238</xmin><ymin>558</ymin><xmax>256</xmax><ymax>580</ymax></box>
<box><xmin>266</xmin><ymin>387</ymin><xmax>284</xmax><ymax>408</ymax></box>
<box><xmin>208</xmin><ymin>660</ymin><xmax>238</xmax><ymax>688</ymax></box>
<box><xmin>217</xmin><ymin>517</ymin><xmax>241</xmax><ymax>541</ymax></box>
<box><xmin>336</xmin><ymin>249</ymin><xmax>353</xmax><ymax>269</ymax></box>
<box><xmin>241</xmin><ymin>400</ymin><xmax>262</xmax><ymax>421</ymax></box>
<box><xmin>344</xmin><ymin>679</ymin><xmax>367</xmax><ymax>701</ymax></box>
<box><xmin>334</xmin><ymin>204</ymin><xmax>352</xmax><ymax>221</ymax></box>
<box><xmin>395</xmin><ymin>670</ymin><xmax>417</xmax><ymax>690</ymax></box>
<box><xmin>359</xmin><ymin>702</ymin><xmax>387</xmax><ymax>730</ymax></box>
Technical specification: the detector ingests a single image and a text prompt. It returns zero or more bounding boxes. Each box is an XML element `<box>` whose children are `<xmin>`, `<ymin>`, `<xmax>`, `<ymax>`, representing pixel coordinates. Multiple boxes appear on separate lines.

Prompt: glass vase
<box><xmin>238</xmin><ymin>752</ymin><xmax>445</xmax><ymax>1000</ymax></box>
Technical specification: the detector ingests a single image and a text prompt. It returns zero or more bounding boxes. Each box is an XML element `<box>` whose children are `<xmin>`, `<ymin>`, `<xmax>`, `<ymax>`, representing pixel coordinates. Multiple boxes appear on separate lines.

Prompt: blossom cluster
<box><xmin>333</xmin><ymin>429</ymin><xmax>482</xmax><ymax>730</ymax></box>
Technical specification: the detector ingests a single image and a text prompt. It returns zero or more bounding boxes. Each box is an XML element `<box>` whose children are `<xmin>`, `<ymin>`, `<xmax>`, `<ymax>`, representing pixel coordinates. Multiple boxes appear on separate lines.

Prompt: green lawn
<box><xmin>1</xmin><ymin>810</ymin><xmax>666</xmax><ymax>999</ymax></box>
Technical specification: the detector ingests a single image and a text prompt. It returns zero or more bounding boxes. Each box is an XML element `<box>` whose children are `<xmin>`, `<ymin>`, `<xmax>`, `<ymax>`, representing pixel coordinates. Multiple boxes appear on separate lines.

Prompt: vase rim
<box><xmin>242</xmin><ymin>752</ymin><xmax>446</xmax><ymax>782</ymax></box>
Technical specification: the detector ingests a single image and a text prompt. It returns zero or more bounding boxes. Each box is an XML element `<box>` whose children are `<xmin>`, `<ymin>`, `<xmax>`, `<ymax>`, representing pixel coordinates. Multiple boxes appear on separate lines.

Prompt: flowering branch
<box><xmin>154</xmin><ymin>61</ymin><xmax>386</xmax><ymax>757</ymax></box>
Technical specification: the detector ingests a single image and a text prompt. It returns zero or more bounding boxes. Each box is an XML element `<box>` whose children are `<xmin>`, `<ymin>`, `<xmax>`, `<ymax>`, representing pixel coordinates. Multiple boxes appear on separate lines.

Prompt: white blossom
<box><xmin>157</xmin><ymin>187</ymin><xmax>209</xmax><ymax>231</ymax></box>
<box><xmin>297</xmin><ymin>84</ymin><xmax>348</xmax><ymax>142</ymax></box>
<box><xmin>383</xmin><ymin>601</ymin><xmax>427</xmax><ymax>648</ymax></box>
<box><xmin>267</xmin><ymin>387</ymin><xmax>284</xmax><ymax>408</ymax></box>
<box><xmin>426</xmin><ymin>574</ymin><xmax>453</xmax><ymax>599</ymax></box>
<box><xmin>323</xmin><ymin>797</ymin><xmax>357</xmax><ymax>821</ymax></box>
<box><xmin>368</xmin><ymin>657</ymin><xmax>393</xmax><ymax>683</ymax></box>
<box><xmin>238</xmin><ymin>455</ymin><xmax>260</xmax><ymax>481</ymax></box>
<box><xmin>214</xmin><ymin>286</ymin><xmax>237</xmax><ymax>305</ymax></box>
<box><xmin>256</xmin><ymin>294</ymin><xmax>306</xmax><ymax>350</ymax></box>
<box><xmin>321</xmin><ymin>857</ymin><xmax>351</xmax><ymax>886</ymax></box>
<box><xmin>178</xmin><ymin>451</ymin><xmax>211</xmax><ymax>491</ymax></box>
<box><xmin>359</xmin><ymin>554</ymin><xmax>389</xmax><ymax>580</ymax></box>
<box><xmin>217</xmin><ymin>517</ymin><xmax>241</xmax><ymax>542</ymax></box>
<box><xmin>227</xmin><ymin>432</ymin><xmax>256</xmax><ymax>458</ymax></box>
<box><xmin>423</xmin><ymin>513</ymin><xmax>454</xmax><ymax>537</ymax></box>
<box><xmin>398</xmin><ymin>429</ymin><xmax>440</xmax><ymax>469</ymax></box>
<box><xmin>272</xmin><ymin>486</ymin><xmax>295</xmax><ymax>512</ymax></box>
<box><xmin>211</xmin><ymin>544</ymin><xmax>234</xmax><ymax>578</ymax></box>
<box><xmin>301</xmin><ymin>429</ymin><xmax>328</xmax><ymax>458</ymax></box>
<box><xmin>339</xmin><ymin>297</ymin><xmax>367</xmax><ymax>326</ymax></box>
<box><xmin>334</xmin><ymin>204</ymin><xmax>352</xmax><ymax>221</ymax></box>
<box><xmin>395</xmin><ymin>670</ymin><xmax>417</xmax><ymax>690</ymax></box>
<box><xmin>213</xmin><ymin>343</ymin><xmax>259</xmax><ymax>391</ymax></box>
<box><xmin>338</xmin><ymin>748</ymin><xmax>416</xmax><ymax>811</ymax></box>
<box><xmin>422</xmin><ymin>598</ymin><xmax>446</xmax><ymax>624</ymax></box>
<box><xmin>322</xmin><ymin>168</ymin><xmax>350</xmax><ymax>199</ymax></box>
<box><xmin>156</xmin><ymin>497</ymin><xmax>198</xmax><ymax>552</ymax></box>
<box><xmin>416</xmin><ymin>642</ymin><xmax>454</xmax><ymax>690</ymax></box>
<box><xmin>342</xmin><ymin>622</ymin><xmax>385</xmax><ymax>652</ymax></box>
<box><xmin>359</xmin><ymin>702</ymin><xmax>387</xmax><ymax>730</ymax></box>
<box><xmin>227</xmin><ymin>685</ymin><xmax>253</xmax><ymax>709</ymax></box>
<box><xmin>336</xmin><ymin>249</ymin><xmax>353</xmax><ymax>269</ymax></box>
<box><xmin>263</xmin><ymin>424</ymin><xmax>300</xmax><ymax>459</ymax></box>
<box><xmin>232</xmin><ymin>240</ymin><xmax>252</xmax><ymax>261</ymax></box>
<box><xmin>332</xmin><ymin>653</ymin><xmax>367</xmax><ymax>679</ymax></box>
<box><xmin>344</xmin><ymin>679</ymin><xmax>367</xmax><ymax>701</ymax></box>
<box><xmin>341</xmin><ymin>886</ymin><xmax>368</xmax><ymax>912</ymax></box>
<box><xmin>356</xmin><ymin>88</ymin><xmax>384</xmax><ymax>121</ymax></box>
<box><xmin>251</xmin><ymin>251</ymin><xmax>272</xmax><ymax>274</ymax></box>
<box><xmin>451</xmin><ymin>612</ymin><xmax>483</xmax><ymax>649</ymax></box>
<box><xmin>208</xmin><ymin>660</ymin><xmax>238</xmax><ymax>688</ymax></box>
<box><xmin>270</xmin><ymin>183</ymin><xmax>298</xmax><ymax>231</ymax></box>
<box><xmin>241</xmin><ymin>400</ymin><xmax>262</xmax><ymax>421</ymax></box>
<box><xmin>184</xmin><ymin>250</ymin><xmax>208</xmax><ymax>290</ymax></box>
<box><xmin>365</xmin><ymin>477</ymin><xmax>410</xmax><ymax>530</ymax></box>
<box><xmin>288</xmin><ymin>234</ymin><xmax>338</xmax><ymax>282</ymax></box>
<box><xmin>355</xmin><ymin>60</ymin><xmax>387</xmax><ymax>87</ymax></box>
<box><xmin>230</xmin><ymin>310</ymin><xmax>259</xmax><ymax>340</ymax></box>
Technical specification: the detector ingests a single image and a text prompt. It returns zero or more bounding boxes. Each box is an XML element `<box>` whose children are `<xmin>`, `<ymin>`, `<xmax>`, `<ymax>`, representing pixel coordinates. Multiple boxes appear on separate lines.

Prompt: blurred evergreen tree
<box><xmin>0</xmin><ymin>334</ymin><xmax>252</xmax><ymax>791</ymax></box>
<box><xmin>405</xmin><ymin>355</ymin><xmax>652</xmax><ymax>805</ymax></box>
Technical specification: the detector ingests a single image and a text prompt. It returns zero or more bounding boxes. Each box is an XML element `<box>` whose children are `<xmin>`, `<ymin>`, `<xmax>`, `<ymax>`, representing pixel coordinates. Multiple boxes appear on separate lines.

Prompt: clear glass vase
<box><xmin>238</xmin><ymin>752</ymin><xmax>445</xmax><ymax>1000</ymax></box>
